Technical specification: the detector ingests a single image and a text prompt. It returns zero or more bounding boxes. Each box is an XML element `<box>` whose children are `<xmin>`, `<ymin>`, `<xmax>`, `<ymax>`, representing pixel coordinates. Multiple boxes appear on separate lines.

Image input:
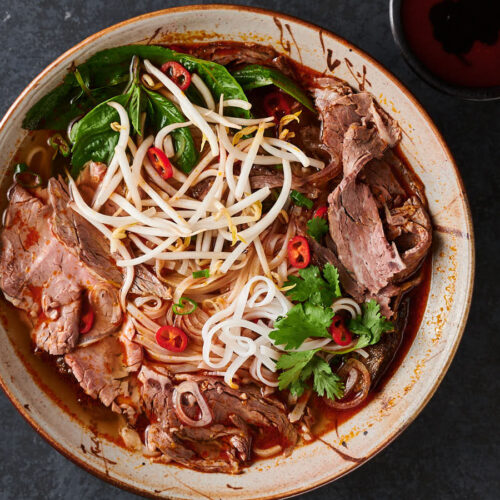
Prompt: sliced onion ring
<box><xmin>173</xmin><ymin>380</ymin><xmax>213</xmax><ymax>427</ymax></box>
<box><xmin>324</xmin><ymin>358</ymin><xmax>371</xmax><ymax>410</ymax></box>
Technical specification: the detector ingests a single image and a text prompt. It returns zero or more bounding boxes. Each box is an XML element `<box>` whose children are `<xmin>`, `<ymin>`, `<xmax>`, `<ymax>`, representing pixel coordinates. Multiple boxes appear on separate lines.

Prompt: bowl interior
<box><xmin>0</xmin><ymin>6</ymin><xmax>473</xmax><ymax>499</ymax></box>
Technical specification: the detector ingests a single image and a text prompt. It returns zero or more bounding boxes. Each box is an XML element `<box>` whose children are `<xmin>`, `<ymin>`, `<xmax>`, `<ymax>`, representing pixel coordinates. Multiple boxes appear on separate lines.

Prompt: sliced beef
<box><xmin>328</xmin><ymin>126</ymin><xmax>406</xmax><ymax>303</ymax></box>
<box><xmin>139</xmin><ymin>365</ymin><xmax>249</xmax><ymax>473</ymax></box>
<box><xmin>360</xmin><ymin>156</ymin><xmax>406</xmax><ymax>208</ymax></box>
<box><xmin>317</xmin><ymin>81</ymin><xmax>432</xmax><ymax>316</ymax></box>
<box><xmin>200</xmin><ymin>378</ymin><xmax>298</xmax><ymax>454</ymax></box>
<box><xmin>183</xmin><ymin>42</ymin><xmax>278</xmax><ymax>67</ymax></box>
<box><xmin>65</xmin><ymin>335</ymin><xmax>128</xmax><ymax>407</ymax></box>
<box><xmin>48</xmin><ymin>177</ymin><xmax>171</xmax><ymax>299</ymax></box>
<box><xmin>312</xmin><ymin>80</ymin><xmax>401</xmax><ymax>167</ymax></box>
<box><xmin>76</xmin><ymin>161</ymin><xmax>107</xmax><ymax>204</ymax></box>
<box><xmin>302</xmin><ymin>77</ymin><xmax>401</xmax><ymax>186</ymax></box>
<box><xmin>119</xmin><ymin>316</ymin><xmax>143</xmax><ymax>372</ymax></box>
<box><xmin>78</xmin><ymin>283</ymin><xmax>122</xmax><ymax>347</ymax></box>
<box><xmin>385</xmin><ymin>196</ymin><xmax>432</xmax><ymax>282</ymax></box>
<box><xmin>189</xmin><ymin>178</ymin><xmax>213</xmax><ymax>201</ymax></box>
<box><xmin>0</xmin><ymin>186</ymin><xmax>96</xmax><ymax>354</ymax></box>
<box><xmin>139</xmin><ymin>366</ymin><xmax>297</xmax><ymax>472</ymax></box>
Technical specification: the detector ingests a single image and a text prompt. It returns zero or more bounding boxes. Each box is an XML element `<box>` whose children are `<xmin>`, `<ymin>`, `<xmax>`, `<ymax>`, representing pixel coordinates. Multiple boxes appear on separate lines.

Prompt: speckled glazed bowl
<box><xmin>0</xmin><ymin>5</ymin><xmax>474</xmax><ymax>499</ymax></box>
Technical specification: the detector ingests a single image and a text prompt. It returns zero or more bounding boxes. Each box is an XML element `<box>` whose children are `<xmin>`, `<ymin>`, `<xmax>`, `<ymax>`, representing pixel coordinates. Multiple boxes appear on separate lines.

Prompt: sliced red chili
<box><xmin>161</xmin><ymin>61</ymin><xmax>191</xmax><ymax>91</ymax></box>
<box><xmin>287</xmin><ymin>236</ymin><xmax>311</xmax><ymax>269</ymax></box>
<box><xmin>330</xmin><ymin>314</ymin><xmax>352</xmax><ymax>346</ymax></box>
<box><xmin>313</xmin><ymin>206</ymin><xmax>328</xmax><ymax>219</ymax></box>
<box><xmin>156</xmin><ymin>325</ymin><xmax>188</xmax><ymax>353</ymax></box>
<box><xmin>263</xmin><ymin>91</ymin><xmax>291</xmax><ymax>122</ymax></box>
<box><xmin>147</xmin><ymin>147</ymin><xmax>173</xmax><ymax>180</ymax></box>
<box><xmin>79</xmin><ymin>309</ymin><xmax>94</xmax><ymax>334</ymax></box>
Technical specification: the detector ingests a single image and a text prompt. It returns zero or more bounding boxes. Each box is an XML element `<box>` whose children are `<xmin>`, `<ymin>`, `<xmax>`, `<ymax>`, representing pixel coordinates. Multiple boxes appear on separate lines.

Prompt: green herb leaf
<box><xmin>308</xmin><ymin>357</ymin><xmax>344</xmax><ymax>400</ymax></box>
<box><xmin>306</xmin><ymin>216</ymin><xmax>329</xmax><ymax>242</ymax></box>
<box><xmin>23</xmin><ymin>44</ymin><xmax>250</xmax><ymax>132</ymax></box>
<box><xmin>270</xmin><ymin>302</ymin><xmax>333</xmax><ymax>350</ymax></box>
<box><xmin>84</xmin><ymin>45</ymin><xmax>251</xmax><ymax>118</ymax></box>
<box><xmin>144</xmin><ymin>88</ymin><xmax>197</xmax><ymax>173</ymax></box>
<box><xmin>323</xmin><ymin>264</ymin><xmax>341</xmax><ymax>299</ymax></box>
<box><xmin>276</xmin><ymin>350</ymin><xmax>344</xmax><ymax>400</ymax></box>
<box><xmin>128</xmin><ymin>85</ymin><xmax>146</xmax><ymax>136</ymax></box>
<box><xmin>290</xmin><ymin>190</ymin><xmax>313</xmax><ymax>209</ymax></box>
<box><xmin>348</xmin><ymin>299</ymin><xmax>394</xmax><ymax>349</ymax></box>
<box><xmin>276</xmin><ymin>349</ymin><xmax>316</xmax><ymax>396</ymax></box>
<box><xmin>192</xmin><ymin>269</ymin><xmax>210</xmax><ymax>279</ymax></box>
<box><xmin>285</xmin><ymin>264</ymin><xmax>341</xmax><ymax>307</ymax></box>
<box><xmin>22</xmin><ymin>68</ymin><xmax>128</xmax><ymax>131</ymax></box>
<box><xmin>232</xmin><ymin>64</ymin><xmax>315</xmax><ymax>112</ymax></box>
<box><xmin>70</xmin><ymin>93</ymin><xmax>131</xmax><ymax>175</ymax></box>
<box><xmin>22</xmin><ymin>77</ymin><xmax>82</xmax><ymax>130</ymax></box>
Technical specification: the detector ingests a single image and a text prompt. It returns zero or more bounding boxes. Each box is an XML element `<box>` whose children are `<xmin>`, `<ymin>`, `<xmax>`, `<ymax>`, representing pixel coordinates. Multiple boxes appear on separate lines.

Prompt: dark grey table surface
<box><xmin>0</xmin><ymin>1</ymin><xmax>498</xmax><ymax>499</ymax></box>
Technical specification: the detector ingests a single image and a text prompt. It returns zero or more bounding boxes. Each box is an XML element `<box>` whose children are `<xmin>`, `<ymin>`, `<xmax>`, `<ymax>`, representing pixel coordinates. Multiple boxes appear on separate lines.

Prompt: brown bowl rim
<box><xmin>0</xmin><ymin>4</ymin><xmax>475</xmax><ymax>499</ymax></box>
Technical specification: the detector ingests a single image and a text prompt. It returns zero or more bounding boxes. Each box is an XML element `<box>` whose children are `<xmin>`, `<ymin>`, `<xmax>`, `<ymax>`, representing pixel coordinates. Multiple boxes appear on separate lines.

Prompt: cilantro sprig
<box><xmin>307</xmin><ymin>216</ymin><xmax>329</xmax><ymax>242</ymax></box>
<box><xmin>276</xmin><ymin>349</ymin><xmax>344</xmax><ymax>400</ymax></box>
<box><xmin>284</xmin><ymin>263</ymin><xmax>341</xmax><ymax>307</ymax></box>
<box><xmin>270</xmin><ymin>263</ymin><xmax>393</xmax><ymax>403</ymax></box>
<box><xmin>269</xmin><ymin>302</ymin><xmax>334</xmax><ymax>349</ymax></box>
<box><xmin>348</xmin><ymin>300</ymin><xmax>394</xmax><ymax>349</ymax></box>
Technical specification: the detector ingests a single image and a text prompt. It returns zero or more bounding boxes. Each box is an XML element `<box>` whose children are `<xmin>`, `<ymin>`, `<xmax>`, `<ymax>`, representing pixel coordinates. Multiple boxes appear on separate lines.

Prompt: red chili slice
<box><xmin>147</xmin><ymin>147</ymin><xmax>173</xmax><ymax>180</ymax></box>
<box><xmin>313</xmin><ymin>206</ymin><xmax>328</xmax><ymax>219</ymax></box>
<box><xmin>156</xmin><ymin>325</ymin><xmax>188</xmax><ymax>353</ymax></box>
<box><xmin>161</xmin><ymin>61</ymin><xmax>191</xmax><ymax>91</ymax></box>
<box><xmin>287</xmin><ymin>236</ymin><xmax>311</xmax><ymax>269</ymax></box>
<box><xmin>263</xmin><ymin>91</ymin><xmax>291</xmax><ymax>122</ymax></box>
<box><xmin>330</xmin><ymin>314</ymin><xmax>352</xmax><ymax>346</ymax></box>
<box><xmin>79</xmin><ymin>309</ymin><xmax>94</xmax><ymax>334</ymax></box>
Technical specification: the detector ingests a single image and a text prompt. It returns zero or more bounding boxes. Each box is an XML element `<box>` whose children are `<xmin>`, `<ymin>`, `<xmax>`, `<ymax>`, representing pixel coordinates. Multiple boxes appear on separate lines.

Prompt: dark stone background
<box><xmin>0</xmin><ymin>1</ymin><xmax>498</xmax><ymax>498</ymax></box>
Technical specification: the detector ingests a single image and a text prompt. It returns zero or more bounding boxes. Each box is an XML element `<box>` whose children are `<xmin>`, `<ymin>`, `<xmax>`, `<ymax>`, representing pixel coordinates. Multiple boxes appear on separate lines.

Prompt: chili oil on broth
<box><xmin>0</xmin><ymin>42</ymin><xmax>433</xmax><ymax>464</ymax></box>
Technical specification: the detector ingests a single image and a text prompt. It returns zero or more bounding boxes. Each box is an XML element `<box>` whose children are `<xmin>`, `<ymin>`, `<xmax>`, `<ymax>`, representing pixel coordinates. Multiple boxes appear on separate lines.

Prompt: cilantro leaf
<box><xmin>276</xmin><ymin>350</ymin><xmax>344</xmax><ymax>401</ymax></box>
<box><xmin>310</xmin><ymin>357</ymin><xmax>344</xmax><ymax>400</ymax></box>
<box><xmin>323</xmin><ymin>263</ymin><xmax>341</xmax><ymax>298</ymax></box>
<box><xmin>306</xmin><ymin>216</ymin><xmax>328</xmax><ymax>242</ymax></box>
<box><xmin>276</xmin><ymin>350</ymin><xmax>316</xmax><ymax>396</ymax></box>
<box><xmin>348</xmin><ymin>299</ymin><xmax>394</xmax><ymax>349</ymax></box>
<box><xmin>284</xmin><ymin>264</ymin><xmax>341</xmax><ymax>307</ymax></box>
<box><xmin>269</xmin><ymin>303</ymin><xmax>333</xmax><ymax>349</ymax></box>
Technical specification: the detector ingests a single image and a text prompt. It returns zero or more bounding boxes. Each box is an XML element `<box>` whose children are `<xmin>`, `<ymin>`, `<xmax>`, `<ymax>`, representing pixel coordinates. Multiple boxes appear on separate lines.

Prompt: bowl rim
<box><xmin>389</xmin><ymin>0</ymin><xmax>500</xmax><ymax>101</ymax></box>
<box><xmin>0</xmin><ymin>4</ymin><xmax>475</xmax><ymax>498</ymax></box>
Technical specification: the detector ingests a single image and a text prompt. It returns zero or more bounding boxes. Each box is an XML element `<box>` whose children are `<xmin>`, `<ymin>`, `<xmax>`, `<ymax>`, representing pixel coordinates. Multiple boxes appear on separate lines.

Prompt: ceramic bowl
<box><xmin>0</xmin><ymin>5</ymin><xmax>474</xmax><ymax>499</ymax></box>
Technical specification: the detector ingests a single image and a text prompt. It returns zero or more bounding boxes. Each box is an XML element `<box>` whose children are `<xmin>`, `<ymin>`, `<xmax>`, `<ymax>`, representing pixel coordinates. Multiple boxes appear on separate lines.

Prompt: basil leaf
<box><xmin>70</xmin><ymin>93</ymin><xmax>131</xmax><ymax>175</ymax></box>
<box><xmin>22</xmin><ymin>72</ymin><xmax>127</xmax><ymax>131</ymax></box>
<box><xmin>84</xmin><ymin>45</ymin><xmax>251</xmax><ymax>117</ymax></box>
<box><xmin>232</xmin><ymin>64</ymin><xmax>315</xmax><ymax>112</ymax></box>
<box><xmin>128</xmin><ymin>85</ymin><xmax>146</xmax><ymax>136</ymax></box>
<box><xmin>145</xmin><ymin>88</ymin><xmax>197</xmax><ymax>173</ymax></box>
<box><xmin>22</xmin><ymin>77</ymin><xmax>81</xmax><ymax>130</ymax></box>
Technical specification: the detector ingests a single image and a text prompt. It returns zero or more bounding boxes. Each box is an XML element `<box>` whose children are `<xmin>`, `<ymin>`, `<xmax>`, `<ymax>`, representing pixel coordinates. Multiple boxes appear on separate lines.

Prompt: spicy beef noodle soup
<box><xmin>0</xmin><ymin>42</ymin><xmax>432</xmax><ymax>473</ymax></box>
